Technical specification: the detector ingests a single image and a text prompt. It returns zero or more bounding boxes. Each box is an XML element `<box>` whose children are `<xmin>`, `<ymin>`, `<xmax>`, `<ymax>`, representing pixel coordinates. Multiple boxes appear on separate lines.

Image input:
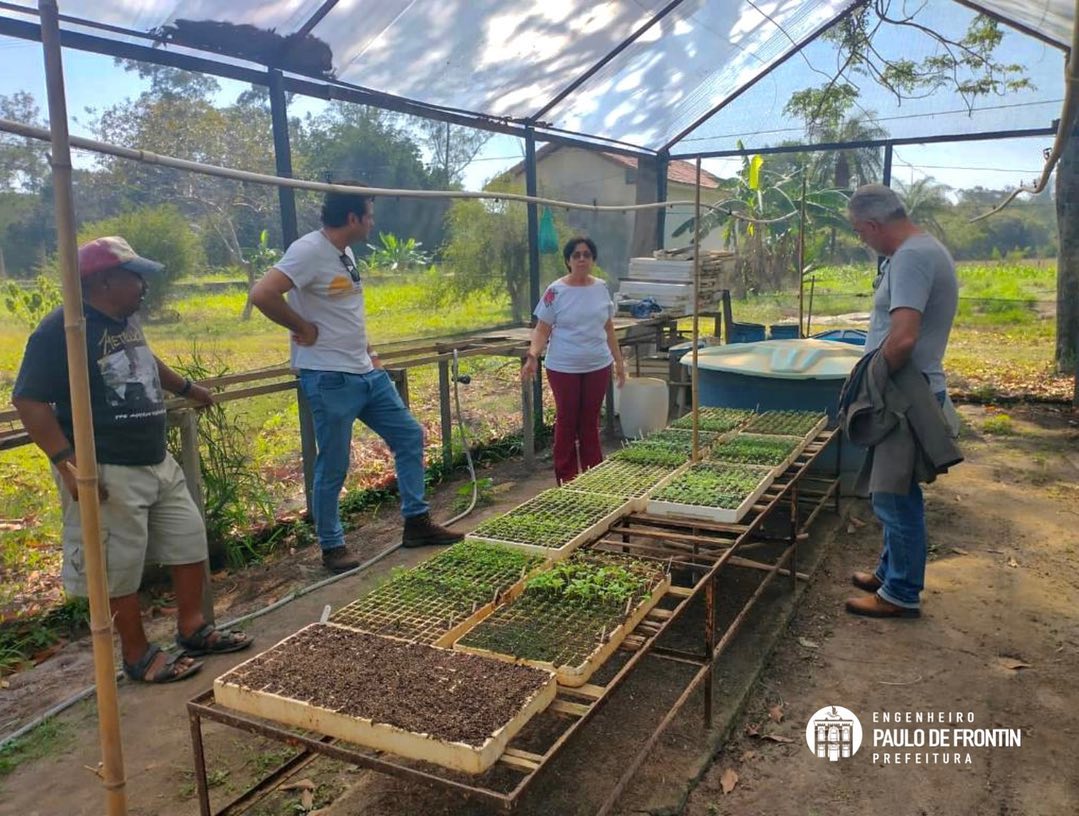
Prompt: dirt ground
<box><xmin>1</xmin><ymin>404</ymin><xmax>1077</xmax><ymax>816</ymax></box>
<box><xmin>686</xmin><ymin>404</ymin><xmax>1079</xmax><ymax>816</ymax></box>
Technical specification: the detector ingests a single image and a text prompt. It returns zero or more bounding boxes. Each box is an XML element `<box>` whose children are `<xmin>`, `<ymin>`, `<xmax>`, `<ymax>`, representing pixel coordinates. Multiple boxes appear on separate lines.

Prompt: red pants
<box><xmin>546</xmin><ymin>365</ymin><xmax>611</xmax><ymax>485</ymax></box>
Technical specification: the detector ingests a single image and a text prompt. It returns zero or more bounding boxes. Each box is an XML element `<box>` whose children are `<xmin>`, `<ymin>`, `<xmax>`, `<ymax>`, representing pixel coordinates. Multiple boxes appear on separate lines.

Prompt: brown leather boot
<box><xmin>322</xmin><ymin>546</ymin><xmax>360</xmax><ymax>574</ymax></box>
<box><xmin>851</xmin><ymin>571</ymin><xmax>883</xmax><ymax>592</ymax></box>
<box><xmin>845</xmin><ymin>594</ymin><xmax>920</xmax><ymax>618</ymax></box>
<box><xmin>402</xmin><ymin>513</ymin><xmax>463</xmax><ymax>548</ymax></box>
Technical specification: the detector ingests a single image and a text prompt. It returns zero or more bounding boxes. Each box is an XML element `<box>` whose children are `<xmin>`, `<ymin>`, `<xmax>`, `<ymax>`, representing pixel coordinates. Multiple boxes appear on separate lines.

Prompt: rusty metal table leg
<box><xmin>703</xmin><ymin>574</ymin><xmax>715</xmax><ymax>726</ymax></box>
<box><xmin>789</xmin><ymin>484</ymin><xmax>799</xmax><ymax>592</ymax></box>
<box><xmin>189</xmin><ymin>707</ymin><xmax>212</xmax><ymax>816</ymax></box>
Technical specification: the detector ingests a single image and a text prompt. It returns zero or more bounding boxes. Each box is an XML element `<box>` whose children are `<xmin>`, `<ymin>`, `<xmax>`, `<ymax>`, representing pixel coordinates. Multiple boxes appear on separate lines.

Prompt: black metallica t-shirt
<box><xmin>13</xmin><ymin>304</ymin><xmax>167</xmax><ymax>465</ymax></box>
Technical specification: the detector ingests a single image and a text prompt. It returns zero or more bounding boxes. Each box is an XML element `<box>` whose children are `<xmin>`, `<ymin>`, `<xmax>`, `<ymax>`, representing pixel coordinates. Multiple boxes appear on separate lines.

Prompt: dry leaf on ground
<box><xmin>768</xmin><ymin>704</ymin><xmax>784</xmax><ymax>723</ymax></box>
<box><xmin>998</xmin><ymin>657</ymin><xmax>1032</xmax><ymax>671</ymax></box>
<box><xmin>300</xmin><ymin>788</ymin><xmax>315</xmax><ymax>810</ymax></box>
<box><xmin>762</xmin><ymin>734</ymin><xmax>796</xmax><ymax>744</ymax></box>
<box><xmin>950</xmin><ymin>547</ymin><xmax>970</xmax><ymax>556</ymax></box>
<box><xmin>281</xmin><ymin>779</ymin><xmax>316</xmax><ymax>791</ymax></box>
<box><xmin>797</xmin><ymin>637</ymin><xmax>820</xmax><ymax>649</ymax></box>
<box><xmin>721</xmin><ymin>768</ymin><xmax>739</xmax><ymax>794</ymax></box>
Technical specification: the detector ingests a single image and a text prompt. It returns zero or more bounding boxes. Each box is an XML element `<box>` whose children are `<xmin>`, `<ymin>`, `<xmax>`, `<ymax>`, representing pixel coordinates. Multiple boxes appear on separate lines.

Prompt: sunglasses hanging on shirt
<box><xmin>340</xmin><ymin>253</ymin><xmax>361</xmax><ymax>283</ymax></box>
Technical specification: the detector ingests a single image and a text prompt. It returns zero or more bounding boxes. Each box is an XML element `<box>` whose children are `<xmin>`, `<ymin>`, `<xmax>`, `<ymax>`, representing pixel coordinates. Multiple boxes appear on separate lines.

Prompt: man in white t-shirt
<box><xmin>251</xmin><ymin>186</ymin><xmax>462</xmax><ymax>573</ymax></box>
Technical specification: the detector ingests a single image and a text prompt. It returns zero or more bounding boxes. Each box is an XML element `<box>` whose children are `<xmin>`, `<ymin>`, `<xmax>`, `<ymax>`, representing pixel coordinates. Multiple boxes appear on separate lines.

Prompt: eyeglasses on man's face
<box><xmin>570</xmin><ymin>251</ymin><xmax>593</xmax><ymax>260</ymax></box>
<box><xmin>340</xmin><ymin>253</ymin><xmax>361</xmax><ymax>283</ymax></box>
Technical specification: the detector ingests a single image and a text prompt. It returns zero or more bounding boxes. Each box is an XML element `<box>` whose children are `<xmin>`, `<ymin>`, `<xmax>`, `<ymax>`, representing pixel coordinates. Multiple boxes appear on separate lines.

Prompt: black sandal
<box><xmin>123</xmin><ymin>645</ymin><xmax>202</xmax><ymax>684</ymax></box>
<box><xmin>176</xmin><ymin>623</ymin><xmax>252</xmax><ymax>657</ymax></box>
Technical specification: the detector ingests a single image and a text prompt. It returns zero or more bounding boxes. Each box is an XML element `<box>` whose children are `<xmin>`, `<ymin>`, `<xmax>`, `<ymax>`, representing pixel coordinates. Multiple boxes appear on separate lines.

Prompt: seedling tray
<box><xmin>707</xmin><ymin>432</ymin><xmax>806</xmax><ymax>473</ymax></box>
<box><xmin>329</xmin><ymin>541</ymin><xmax>544</xmax><ymax>646</ymax></box>
<box><xmin>454</xmin><ymin>552</ymin><xmax>671</xmax><ymax>687</ymax></box>
<box><xmin>609</xmin><ymin>443</ymin><xmax>688</xmax><ymax>468</ymax></box>
<box><xmin>629</xmin><ymin>427</ymin><xmax>719</xmax><ymax>453</ymax></box>
<box><xmin>467</xmin><ymin>488</ymin><xmax>630</xmax><ymax>560</ymax></box>
<box><xmin>214</xmin><ymin>624</ymin><xmax>557</xmax><ymax>775</ymax></box>
<box><xmin>743</xmin><ymin>410</ymin><xmax>827</xmax><ymax>439</ymax></box>
<box><xmin>562</xmin><ymin>459</ymin><xmax>684</xmax><ymax>511</ymax></box>
<box><xmin>647</xmin><ymin>462</ymin><xmax>775</xmax><ymax>523</ymax></box>
<box><xmin>670</xmin><ymin>407</ymin><xmax>754</xmax><ymax>434</ymax></box>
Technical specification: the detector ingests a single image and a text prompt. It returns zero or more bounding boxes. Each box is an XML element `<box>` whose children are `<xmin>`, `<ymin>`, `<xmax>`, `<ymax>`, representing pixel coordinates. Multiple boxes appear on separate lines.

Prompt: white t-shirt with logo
<box><xmin>275</xmin><ymin>230</ymin><xmax>374</xmax><ymax>374</ymax></box>
<box><xmin>533</xmin><ymin>278</ymin><xmax>615</xmax><ymax>373</ymax></box>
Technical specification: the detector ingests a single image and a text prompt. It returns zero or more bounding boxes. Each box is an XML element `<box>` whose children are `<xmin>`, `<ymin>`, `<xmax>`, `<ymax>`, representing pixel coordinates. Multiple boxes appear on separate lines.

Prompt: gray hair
<box><xmin>848</xmin><ymin>183</ymin><xmax>907</xmax><ymax>223</ymax></box>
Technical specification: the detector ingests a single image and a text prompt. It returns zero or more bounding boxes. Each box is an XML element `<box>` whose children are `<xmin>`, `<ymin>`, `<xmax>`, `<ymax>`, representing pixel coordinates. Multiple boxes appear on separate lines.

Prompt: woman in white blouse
<box><xmin>521</xmin><ymin>236</ymin><xmax>626</xmax><ymax>484</ymax></box>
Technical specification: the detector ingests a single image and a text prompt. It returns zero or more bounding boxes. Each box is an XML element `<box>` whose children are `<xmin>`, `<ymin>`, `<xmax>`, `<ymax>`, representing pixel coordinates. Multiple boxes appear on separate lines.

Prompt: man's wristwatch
<box><xmin>50</xmin><ymin>446</ymin><xmax>74</xmax><ymax>465</ymax></box>
<box><xmin>178</xmin><ymin>378</ymin><xmax>193</xmax><ymax>396</ymax></box>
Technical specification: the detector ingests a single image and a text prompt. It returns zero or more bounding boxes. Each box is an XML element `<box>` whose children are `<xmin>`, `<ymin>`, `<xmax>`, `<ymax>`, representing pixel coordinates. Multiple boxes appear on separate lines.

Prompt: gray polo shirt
<box><xmin>864</xmin><ymin>232</ymin><xmax>958</xmax><ymax>393</ymax></box>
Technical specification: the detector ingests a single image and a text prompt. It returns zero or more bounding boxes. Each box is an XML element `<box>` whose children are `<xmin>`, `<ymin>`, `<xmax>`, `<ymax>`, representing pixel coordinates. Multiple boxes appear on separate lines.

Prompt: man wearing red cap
<box><xmin>12</xmin><ymin>236</ymin><xmax>252</xmax><ymax>684</ymax></box>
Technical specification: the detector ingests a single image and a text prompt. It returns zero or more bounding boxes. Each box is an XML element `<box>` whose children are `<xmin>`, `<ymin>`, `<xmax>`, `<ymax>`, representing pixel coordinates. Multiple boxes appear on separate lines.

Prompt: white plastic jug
<box><xmin>618</xmin><ymin>377</ymin><xmax>669</xmax><ymax>439</ymax></box>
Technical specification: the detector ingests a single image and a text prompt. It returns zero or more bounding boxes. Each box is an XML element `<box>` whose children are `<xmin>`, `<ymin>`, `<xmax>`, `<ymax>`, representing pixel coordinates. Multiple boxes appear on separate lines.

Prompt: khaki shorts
<box><xmin>56</xmin><ymin>454</ymin><xmax>208</xmax><ymax>597</ymax></box>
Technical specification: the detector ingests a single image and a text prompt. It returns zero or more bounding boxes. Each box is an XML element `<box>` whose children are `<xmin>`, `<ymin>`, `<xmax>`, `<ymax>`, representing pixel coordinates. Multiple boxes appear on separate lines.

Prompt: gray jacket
<box><xmin>839</xmin><ymin>350</ymin><xmax>963</xmax><ymax>496</ymax></box>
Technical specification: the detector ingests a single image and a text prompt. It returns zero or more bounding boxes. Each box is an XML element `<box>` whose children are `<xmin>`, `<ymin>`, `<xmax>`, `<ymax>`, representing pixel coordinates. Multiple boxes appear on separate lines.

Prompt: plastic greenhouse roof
<box><xmin>0</xmin><ymin>1</ymin><xmax>1072</xmax><ymax>154</ymax></box>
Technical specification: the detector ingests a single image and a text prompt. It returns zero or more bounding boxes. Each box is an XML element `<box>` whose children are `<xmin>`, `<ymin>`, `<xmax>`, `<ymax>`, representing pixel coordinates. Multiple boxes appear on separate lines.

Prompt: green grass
<box><xmin>0</xmin><ymin>718</ymin><xmax>73</xmax><ymax>778</ymax></box>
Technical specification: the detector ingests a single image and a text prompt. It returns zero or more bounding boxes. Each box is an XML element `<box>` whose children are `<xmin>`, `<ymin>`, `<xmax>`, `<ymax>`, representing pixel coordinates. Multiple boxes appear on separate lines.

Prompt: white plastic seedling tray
<box><xmin>646</xmin><ymin>463</ymin><xmax>776</xmax><ymax>523</ymax></box>
<box><xmin>743</xmin><ymin>412</ymin><xmax>828</xmax><ymax>443</ymax></box>
<box><xmin>214</xmin><ymin>623</ymin><xmax>557</xmax><ymax>775</ymax></box>
<box><xmin>561</xmin><ymin>459</ymin><xmax>688</xmax><ymax>512</ymax></box>
<box><xmin>708</xmin><ymin>432</ymin><xmax>808</xmax><ymax>480</ymax></box>
<box><xmin>466</xmin><ymin>489</ymin><xmax>634</xmax><ymax>561</ymax></box>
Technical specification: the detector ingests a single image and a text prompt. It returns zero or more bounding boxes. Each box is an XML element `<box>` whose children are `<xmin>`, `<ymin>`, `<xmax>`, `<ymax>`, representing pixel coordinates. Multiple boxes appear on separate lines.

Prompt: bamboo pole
<box><xmin>691</xmin><ymin>158</ymin><xmax>702</xmax><ymax>462</ymax></box>
<box><xmin>38</xmin><ymin>2</ymin><xmax>127</xmax><ymax>813</ymax></box>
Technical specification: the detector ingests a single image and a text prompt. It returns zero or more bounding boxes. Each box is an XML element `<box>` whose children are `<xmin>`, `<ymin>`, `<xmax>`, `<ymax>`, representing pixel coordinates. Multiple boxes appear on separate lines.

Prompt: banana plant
<box><xmin>673</xmin><ymin>148</ymin><xmax>850</xmax><ymax>291</ymax></box>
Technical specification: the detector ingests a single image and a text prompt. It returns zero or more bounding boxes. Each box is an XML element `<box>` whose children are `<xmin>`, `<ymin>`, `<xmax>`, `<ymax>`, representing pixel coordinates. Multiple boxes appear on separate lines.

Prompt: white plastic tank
<box><xmin>618</xmin><ymin>377</ymin><xmax>669</xmax><ymax>439</ymax></box>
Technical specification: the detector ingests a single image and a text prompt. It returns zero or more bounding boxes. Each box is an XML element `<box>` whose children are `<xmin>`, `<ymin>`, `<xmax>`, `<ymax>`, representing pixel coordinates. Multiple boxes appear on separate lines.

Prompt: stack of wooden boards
<box><xmin>618</xmin><ymin>249</ymin><xmax>737</xmax><ymax>311</ymax></box>
<box><xmin>213</xmin><ymin>407</ymin><xmax>826</xmax><ymax>776</ymax></box>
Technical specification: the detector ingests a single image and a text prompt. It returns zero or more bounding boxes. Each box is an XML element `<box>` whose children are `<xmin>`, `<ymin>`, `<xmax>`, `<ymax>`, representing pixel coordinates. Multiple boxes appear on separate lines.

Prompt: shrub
<box><xmin>2</xmin><ymin>276</ymin><xmax>62</xmax><ymax>326</ymax></box>
<box><xmin>40</xmin><ymin>204</ymin><xmax>205</xmax><ymax>311</ymax></box>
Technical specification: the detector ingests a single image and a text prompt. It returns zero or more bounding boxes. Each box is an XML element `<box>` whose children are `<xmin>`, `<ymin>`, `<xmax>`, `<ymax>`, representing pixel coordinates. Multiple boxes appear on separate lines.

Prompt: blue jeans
<box><xmin>298</xmin><ymin>368</ymin><xmax>428</xmax><ymax>551</ymax></box>
<box><xmin>870</xmin><ymin>390</ymin><xmax>946</xmax><ymax>608</ymax></box>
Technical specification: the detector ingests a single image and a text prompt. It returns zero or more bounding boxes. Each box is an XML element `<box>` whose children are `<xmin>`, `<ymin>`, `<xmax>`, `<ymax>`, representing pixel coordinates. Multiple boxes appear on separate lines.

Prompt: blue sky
<box><xmin>0</xmin><ymin>10</ymin><xmax>1063</xmax><ymax>198</ymax></box>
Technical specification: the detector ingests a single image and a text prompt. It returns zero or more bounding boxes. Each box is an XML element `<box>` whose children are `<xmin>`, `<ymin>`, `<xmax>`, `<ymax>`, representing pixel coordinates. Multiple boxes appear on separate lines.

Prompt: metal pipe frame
<box><xmin>0</xmin><ymin>13</ymin><xmax>654</xmax><ymax>160</ymax></box>
<box><xmin>186</xmin><ymin>430</ymin><xmax>840</xmax><ymax>815</ymax></box>
<box><xmin>660</xmin><ymin>0</ymin><xmax>869</xmax><ymax>153</ymax></box>
<box><xmin>673</xmin><ymin>125</ymin><xmax>1058</xmax><ymax>160</ymax></box>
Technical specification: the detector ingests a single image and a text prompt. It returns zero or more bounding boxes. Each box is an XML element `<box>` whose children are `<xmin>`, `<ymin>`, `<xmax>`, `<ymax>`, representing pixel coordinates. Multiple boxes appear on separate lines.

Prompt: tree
<box><xmin>296</xmin><ymin>104</ymin><xmax>447</xmax><ymax>254</ymax></box>
<box><xmin>895</xmin><ymin>178</ymin><xmax>950</xmax><ymax>239</ymax></box>
<box><xmin>406</xmin><ymin>118</ymin><xmax>491</xmax><ymax>187</ymax></box>
<box><xmin>440</xmin><ymin>179</ymin><xmax>570</xmax><ymax>321</ymax></box>
<box><xmin>0</xmin><ymin>91</ymin><xmax>49</xmax><ymax>193</ymax></box>
<box><xmin>90</xmin><ymin>66</ymin><xmax>279</xmax><ymax>271</ymax></box>
<box><xmin>672</xmin><ymin>152</ymin><xmax>850</xmax><ymax>292</ymax></box>
<box><xmin>783</xmin><ymin>4</ymin><xmax>1077</xmax><ymax>366</ymax></box>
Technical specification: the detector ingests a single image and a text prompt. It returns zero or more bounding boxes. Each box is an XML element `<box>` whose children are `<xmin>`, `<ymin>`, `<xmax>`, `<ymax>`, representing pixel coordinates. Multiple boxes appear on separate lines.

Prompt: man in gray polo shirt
<box><xmin>846</xmin><ymin>183</ymin><xmax>958</xmax><ymax>618</ymax></box>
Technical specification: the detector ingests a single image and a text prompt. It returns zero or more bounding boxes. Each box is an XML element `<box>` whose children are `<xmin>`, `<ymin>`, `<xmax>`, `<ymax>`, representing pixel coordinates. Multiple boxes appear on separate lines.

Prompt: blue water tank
<box><xmin>812</xmin><ymin>328</ymin><xmax>868</xmax><ymax>346</ymax></box>
<box><xmin>729</xmin><ymin>322</ymin><xmax>766</xmax><ymax>343</ymax></box>
<box><xmin>681</xmin><ymin>339</ymin><xmax>866</xmax><ymax>483</ymax></box>
<box><xmin>769</xmin><ymin>323</ymin><xmax>801</xmax><ymax>340</ymax></box>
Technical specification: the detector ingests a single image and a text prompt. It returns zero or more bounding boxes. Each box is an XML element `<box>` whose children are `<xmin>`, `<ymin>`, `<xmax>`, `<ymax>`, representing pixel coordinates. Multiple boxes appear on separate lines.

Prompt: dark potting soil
<box><xmin>219</xmin><ymin>624</ymin><xmax>552</xmax><ymax>747</ymax></box>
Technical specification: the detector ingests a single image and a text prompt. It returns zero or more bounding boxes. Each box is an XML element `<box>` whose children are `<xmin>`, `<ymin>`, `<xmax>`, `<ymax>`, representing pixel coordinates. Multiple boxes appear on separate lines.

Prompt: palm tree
<box><xmin>804</xmin><ymin>113</ymin><xmax>886</xmax><ymax>259</ymax></box>
<box><xmin>895</xmin><ymin>177</ymin><xmax>951</xmax><ymax>239</ymax></box>
<box><xmin>809</xmin><ymin>112</ymin><xmax>886</xmax><ymax>191</ymax></box>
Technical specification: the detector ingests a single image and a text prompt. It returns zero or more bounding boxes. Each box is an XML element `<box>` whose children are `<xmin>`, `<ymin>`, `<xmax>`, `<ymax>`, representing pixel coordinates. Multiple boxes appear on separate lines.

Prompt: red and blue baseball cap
<box><xmin>77</xmin><ymin>236</ymin><xmax>164</xmax><ymax>280</ymax></box>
